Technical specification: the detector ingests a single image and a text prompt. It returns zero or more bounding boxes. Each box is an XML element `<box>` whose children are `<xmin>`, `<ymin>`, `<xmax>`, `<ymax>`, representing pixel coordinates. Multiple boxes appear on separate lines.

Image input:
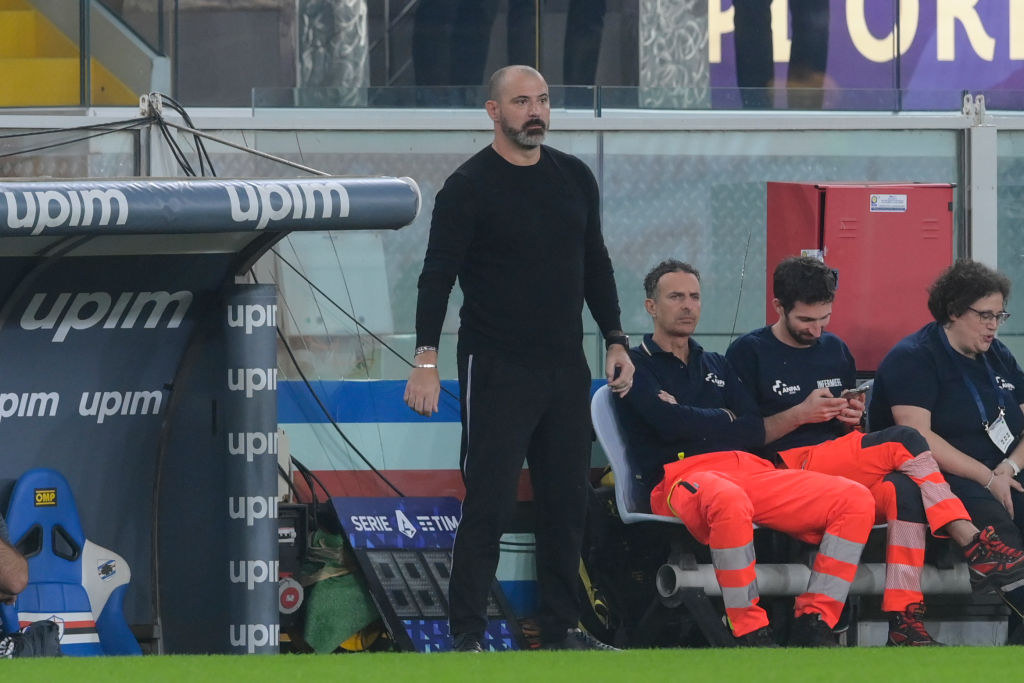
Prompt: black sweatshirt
<box><xmin>415</xmin><ymin>144</ymin><xmax>623</xmax><ymax>362</ymax></box>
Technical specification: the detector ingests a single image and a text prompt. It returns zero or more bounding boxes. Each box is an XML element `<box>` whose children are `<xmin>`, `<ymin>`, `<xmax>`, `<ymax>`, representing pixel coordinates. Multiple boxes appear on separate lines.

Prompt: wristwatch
<box><xmin>604</xmin><ymin>334</ymin><xmax>629</xmax><ymax>350</ymax></box>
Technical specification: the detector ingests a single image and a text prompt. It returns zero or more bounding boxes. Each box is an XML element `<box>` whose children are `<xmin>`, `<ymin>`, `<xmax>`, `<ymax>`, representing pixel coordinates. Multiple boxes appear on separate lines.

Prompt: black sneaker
<box><xmin>964</xmin><ymin>526</ymin><xmax>1024</xmax><ymax>593</ymax></box>
<box><xmin>734</xmin><ymin>625</ymin><xmax>778</xmax><ymax>648</ymax></box>
<box><xmin>886</xmin><ymin>603</ymin><xmax>943</xmax><ymax>646</ymax></box>
<box><xmin>544</xmin><ymin>628</ymin><xmax>619</xmax><ymax>651</ymax></box>
<box><xmin>452</xmin><ymin>633</ymin><xmax>484</xmax><ymax>653</ymax></box>
<box><xmin>789</xmin><ymin>613</ymin><xmax>837</xmax><ymax>648</ymax></box>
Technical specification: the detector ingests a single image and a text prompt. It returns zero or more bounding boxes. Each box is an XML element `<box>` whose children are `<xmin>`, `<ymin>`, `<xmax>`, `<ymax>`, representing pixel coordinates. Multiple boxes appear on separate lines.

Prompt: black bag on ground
<box><xmin>1</xmin><ymin>619</ymin><xmax>62</xmax><ymax>658</ymax></box>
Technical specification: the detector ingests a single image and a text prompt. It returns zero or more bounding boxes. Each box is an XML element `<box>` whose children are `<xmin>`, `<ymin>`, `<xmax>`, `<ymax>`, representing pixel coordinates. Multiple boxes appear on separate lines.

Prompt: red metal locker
<box><xmin>766</xmin><ymin>182</ymin><xmax>953</xmax><ymax>372</ymax></box>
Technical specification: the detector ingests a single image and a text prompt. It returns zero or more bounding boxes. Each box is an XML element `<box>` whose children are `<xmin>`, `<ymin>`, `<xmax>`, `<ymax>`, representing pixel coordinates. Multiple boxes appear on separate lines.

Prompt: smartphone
<box><xmin>840</xmin><ymin>380</ymin><xmax>873</xmax><ymax>400</ymax></box>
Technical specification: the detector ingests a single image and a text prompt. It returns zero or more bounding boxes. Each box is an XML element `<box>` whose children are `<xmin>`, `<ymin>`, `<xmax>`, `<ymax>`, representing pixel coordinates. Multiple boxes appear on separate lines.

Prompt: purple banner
<box><xmin>710</xmin><ymin>1</ymin><xmax>1024</xmax><ymax>107</ymax></box>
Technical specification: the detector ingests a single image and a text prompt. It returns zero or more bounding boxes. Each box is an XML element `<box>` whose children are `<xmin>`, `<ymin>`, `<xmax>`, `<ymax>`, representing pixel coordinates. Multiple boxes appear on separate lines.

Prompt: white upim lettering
<box><xmin>226</xmin><ymin>368</ymin><xmax>278</xmax><ymax>398</ymax></box>
<box><xmin>78</xmin><ymin>390</ymin><xmax>162</xmax><ymax>423</ymax></box>
<box><xmin>227</xmin><ymin>432</ymin><xmax>279</xmax><ymax>462</ymax></box>
<box><xmin>19</xmin><ymin>290</ymin><xmax>193</xmax><ymax>342</ymax></box>
<box><xmin>1</xmin><ymin>189</ymin><xmax>128</xmax><ymax>233</ymax></box>
<box><xmin>225</xmin><ymin>181</ymin><xmax>350</xmax><ymax>230</ymax></box>
<box><xmin>0</xmin><ymin>392</ymin><xmax>59</xmax><ymax>422</ymax></box>
<box><xmin>229</xmin><ymin>624</ymin><xmax>279</xmax><ymax>654</ymax></box>
<box><xmin>226</xmin><ymin>304</ymin><xmax>277</xmax><ymax>334</ymax></box>
<box><xmin>228</xmin><ymin>560</ymin><xmax>280</xmax><ymax>590</ymax></box>
<box><xmin>228</xmin><ymin>496</ymin><xmax>279</xmax><ymax>526</ymax></box>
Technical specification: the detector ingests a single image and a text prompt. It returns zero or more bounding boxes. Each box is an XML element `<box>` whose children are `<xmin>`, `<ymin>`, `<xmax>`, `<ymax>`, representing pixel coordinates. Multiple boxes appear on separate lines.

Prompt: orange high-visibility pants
<box><xmin>779</xmin><ymin>426</ymin><xmax>971</xmax><ymax>612</ymax></box>
<box><xmin>651</xmin><ymin>450</ymin><xmax>874</xmax><ymax>638</ymax></box>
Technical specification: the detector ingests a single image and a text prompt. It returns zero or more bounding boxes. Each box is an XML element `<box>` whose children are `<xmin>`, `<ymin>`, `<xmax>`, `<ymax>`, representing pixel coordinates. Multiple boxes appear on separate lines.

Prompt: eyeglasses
<box><xmin>967</xmin><ymin>306</ymin><xmax>1012</xmax><ymax>325</ymax></box>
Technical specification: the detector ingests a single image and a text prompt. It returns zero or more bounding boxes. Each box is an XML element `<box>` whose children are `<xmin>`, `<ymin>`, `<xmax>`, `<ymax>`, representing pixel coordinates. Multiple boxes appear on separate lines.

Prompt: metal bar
<box><xmin>80</xmin><ymin>0</ymin><xmax>92</xmax><ymax>107</ymax></box>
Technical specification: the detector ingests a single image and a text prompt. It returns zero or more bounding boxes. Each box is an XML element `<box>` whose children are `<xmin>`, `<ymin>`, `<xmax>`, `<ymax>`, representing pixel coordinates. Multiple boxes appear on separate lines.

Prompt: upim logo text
<box><xmin>79</xmin><ymin>390</ymin><xmax>162</xmax><ymax>423</ymax></box>
<box><xmin>21</xmin><ymin>290</ymin><xmax>192</xmax><ymax>342</ymax></box>
<box><xmin>230</xmin><ymin>623</ymin><xmax>279</xmax><ymax>654</ymax></box>
<box><xmin>0</xmin><ymin>392</ymin><xmax>58</xmax><ymax>422</ymax></box>
<box><xmin>227</xmin><ymin>368</ymin><xmax>277</xmax><ymax>398</ymax></box>
<box><xmin>229</xmin><ymin>560</ymin><xmax>279</xmax><ymax>590</ymax></box>
<box><xmin>3</xmin><ymin>188</ymin><xmax>128</xmax><ymax>235</ymax></box>
<box><xmin>227</xmin><ymin>303</ymin><xmax>277</xmax><ymax>335</ymax></box>
<box><xmin>228</xmin><ymin>431</ymin><xmax>279</xmax><ymax>462</ymax></box>
<box><xmin>228</xmin><ymin>496</ymin><xmax>279</xmax><ymax>526</ymax></box>
<box><xmin>226</xmin><ymin>181</ymin><xmax>350</xmax><ymax>230</ymax></box>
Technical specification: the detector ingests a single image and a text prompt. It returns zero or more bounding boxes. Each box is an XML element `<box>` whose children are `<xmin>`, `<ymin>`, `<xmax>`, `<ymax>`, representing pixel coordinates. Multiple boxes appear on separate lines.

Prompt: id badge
<box><xmin>987</xmin><ymin>412</ymin><xmax>1014</xmax><ymax>454</ymax></box>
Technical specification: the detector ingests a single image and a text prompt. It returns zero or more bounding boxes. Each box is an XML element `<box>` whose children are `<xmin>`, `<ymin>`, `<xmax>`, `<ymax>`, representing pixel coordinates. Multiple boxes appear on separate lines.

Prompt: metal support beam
<box><xmin>964</xmin><ymin>93</ymin><xmax>999</xmax><ymax>267</ymax></box>
<box><xmin>658</xmin><ymin>562</ymin><xmax>973</xmax><ymax>599</ymax></box>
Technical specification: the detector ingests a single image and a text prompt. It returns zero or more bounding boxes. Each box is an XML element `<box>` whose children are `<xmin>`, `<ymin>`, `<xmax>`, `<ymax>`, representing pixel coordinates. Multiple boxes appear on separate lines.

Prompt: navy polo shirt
<box><xmin>613</xmin><ymin>334</ymin><xmax>765</xmax><ymax>488</ymax></box>
<box><xmin>726</xmin><ymin>326</ymin><xmax>855</xmax><ymax>453</ymax></box>
<box><xmin>870</xmin><ymin>322</ymin><xmax>1024</xmax><ymax>469</ymax></box>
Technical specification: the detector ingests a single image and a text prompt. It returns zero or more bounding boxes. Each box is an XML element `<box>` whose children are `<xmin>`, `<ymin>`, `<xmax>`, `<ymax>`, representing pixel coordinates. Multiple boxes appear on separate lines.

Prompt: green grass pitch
<box><xmin>4</xmin><ymin>648</ymin><xmax>1024</xmax><ymax>682</ymax></box>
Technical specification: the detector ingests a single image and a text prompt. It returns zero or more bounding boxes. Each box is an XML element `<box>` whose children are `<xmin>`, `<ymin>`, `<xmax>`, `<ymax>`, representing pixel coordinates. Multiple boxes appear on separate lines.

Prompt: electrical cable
<box><xmin>156</xmin><ymin>93</ymin><xmax>217</xmax><ymax>176</ymax></box>
<box><xmin>251</xmin><ymin>264</ymin><xmax>407</xmax><ymax>497</ymax></box>
<box><xmin>0</xmin><ymin>116</ymin><xmax>153</xmax><ymax>139</ymax></box>
<box><xmin>271</xmin><ymin>248</ymin><xmax>461</xmax><ymax>405</ymax></box>
<box><xmin>0</xmin><ymin>118</ymin><xmax>151</xmax><ymax>159</ymax></box>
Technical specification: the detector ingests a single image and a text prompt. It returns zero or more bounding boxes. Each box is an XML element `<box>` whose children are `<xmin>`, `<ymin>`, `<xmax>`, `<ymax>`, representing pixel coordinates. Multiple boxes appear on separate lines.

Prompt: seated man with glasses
<box><xmin>726</xmin><ymin>256</ymin><xmax>1024</xmax><ymax>646</ymax></box>
<box><xmin>871</xmin><ymin>259</ymin><xmax>1024</xmax><ymax>636</ymax></box>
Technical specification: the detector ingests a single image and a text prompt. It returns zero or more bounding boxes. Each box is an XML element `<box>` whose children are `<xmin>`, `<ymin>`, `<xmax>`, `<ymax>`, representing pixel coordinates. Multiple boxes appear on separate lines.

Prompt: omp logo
<box><xmin>228</xmin><ymin>496</ymin><xmax>279</xmax><ymax>526</ymax></box>
<box><xmin>227</xmin><ymin>304</ymin><xmax>277</xmax><ymax>335</ymax></box>
<box><xmin>704</xmin><ymin>372</ymin><xmax>725</xmax><ymax>388</ymax></box>
<box><xmin>226</xmin><ymin>181</ymin><xmax>350</xmax><ymax>230</ymax></box>
<box><xmin>771</xmin><ymin>379</ymin><xmax>801</xmax><ymax>396</ymax></box>
<box><xmin>227</xmin><ymin>368</ymin><xmax>278</xmax><ymax>398</ymax></box>
<box><xmin>229</xmin><ymin>623</ymin><xmax>280</xmax><ymax>654</ymax></box>
<box><xmin>3</xmin><ymin>188</ymin><xmax>128</xmax><ymax>235</ymax></box>
<box><xmin>0</xmin><ymin>392</ymin><xmax>59</xmax><ymax>422</ymax></box>
<box><xmin>998</xmin><ymin>375</ymin><xmax>1016</xmax><ymax>392</ymax></box>
<box><xmin>21</xmin><ymin>290</ymin><xmax>193</xmax><ymax>342</ymax></box>
<box><xmin>79</xmin><ymin>390</ymin><xmax>162</xmax><ymax>423</ymax></box>
<box><xmin>229</xmin><ymin>560</ymin><xmax>279</xmax><ymax>590</ymax></box>
<box><xmin>34</xmin><ymin>488</ymin><xmax>56</xmax><ymax>506</ymax></box>
<box><xmin>228</xmin><ymin>431</ymin><xmax>278</xmax><ymax>462</ymax></box>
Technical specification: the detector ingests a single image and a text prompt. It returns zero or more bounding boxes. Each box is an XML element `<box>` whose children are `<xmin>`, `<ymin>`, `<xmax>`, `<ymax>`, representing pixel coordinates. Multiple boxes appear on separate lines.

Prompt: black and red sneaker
<box><xmin>887</xmin><ymin>603</ymin><xmax>943</xmax><ymax>647</ymax></box>
<box><xmin>964</xmin><ymin>526</ymin><xmax>1024</xmax><ymax>593</ymax></box>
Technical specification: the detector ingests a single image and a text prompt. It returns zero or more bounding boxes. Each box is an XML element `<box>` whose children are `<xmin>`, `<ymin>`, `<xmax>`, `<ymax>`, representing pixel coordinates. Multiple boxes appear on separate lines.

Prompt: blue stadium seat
<box><xmin>0</xmin><ymin>468</ymin><xmax>141</xmax><ymax>655</ymax></box>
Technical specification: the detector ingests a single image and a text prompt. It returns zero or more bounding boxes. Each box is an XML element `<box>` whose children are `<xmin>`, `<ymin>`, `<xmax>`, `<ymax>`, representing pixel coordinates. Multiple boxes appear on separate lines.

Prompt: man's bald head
<box><xmin>488</xmin><ymin>65</ymin><xmax>546</xmax><ymax>103</ymax></box>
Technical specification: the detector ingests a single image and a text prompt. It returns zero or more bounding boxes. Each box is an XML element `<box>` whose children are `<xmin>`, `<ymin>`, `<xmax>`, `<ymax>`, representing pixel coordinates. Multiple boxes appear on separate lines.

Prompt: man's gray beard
<box><xmin>513</xmin><ymin>129</ymin><xmax>545</xmax><ymax>148</ymax></box>
<box><xmin>503</xmin><ymin>122</ymin><xmax>546</xmax><ymax>148</ymax></box>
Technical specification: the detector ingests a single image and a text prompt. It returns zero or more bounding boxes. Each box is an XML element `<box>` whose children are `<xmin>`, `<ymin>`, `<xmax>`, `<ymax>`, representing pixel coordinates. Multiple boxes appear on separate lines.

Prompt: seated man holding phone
<box><xmin>726</xmin><ymin>256</ymin><xmax>1024</xmax><ymax>647</ymax></box>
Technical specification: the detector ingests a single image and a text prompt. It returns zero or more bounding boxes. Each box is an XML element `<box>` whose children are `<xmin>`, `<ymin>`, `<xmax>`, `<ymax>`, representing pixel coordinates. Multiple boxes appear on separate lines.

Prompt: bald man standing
<box><xmin>405</xmin><ymin>66</ymin><xmax>633</xmax><ymax>652</ymax></box>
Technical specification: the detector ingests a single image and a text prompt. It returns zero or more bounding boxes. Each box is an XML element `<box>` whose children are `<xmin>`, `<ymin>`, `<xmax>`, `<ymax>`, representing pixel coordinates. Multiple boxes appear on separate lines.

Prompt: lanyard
<box><xmin>938</xmin><ymin>325</ymin><xmax>1005</xmax><ymax>427</ymax></box>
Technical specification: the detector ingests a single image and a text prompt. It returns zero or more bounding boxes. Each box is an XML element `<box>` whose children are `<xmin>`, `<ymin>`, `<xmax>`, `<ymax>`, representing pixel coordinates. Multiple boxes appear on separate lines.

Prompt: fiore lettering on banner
<box><xmin>228</xmin><ymin>559</ymin><xmax>280</xmax><ymax>591</ymax></box>
<box><xmin>228</xmin><ymin>431</ymin><xmax>279</xmax><ymax>462</ymax></box>
<box><xmin>226</xmin><ymin>181</ymin><xmax>350</xmax><ymax>230</ymax></box>
<box><xmin>0</xmin><ymin>391</ymin><xmax>59</xmax><ymax>422</ymax></box>
<box><xmin>20</xmin><ymin>290</ymin><xmax>192</xmax><ymax>342</ymax></box>
<box><xmin>229</xmin><ymin>623</ymin><xmax>280</xmax><ymax>654</ymax></box>
<box><xmin>226</xmin><ymin>304</ymin><xmax>277</xmax><ymax>335</ymax></box>
<box><xmin>2</xmin><ymin>188</ymin><xmax>128</xmax><ymax>235</ymax></box>
<box><xmin>79</xmin><ymin>390</ymin><xmax>163</xmax><ymax>423</ymax></box>
<box><xmin>227</xmin><ymin>368</ymin><xmax>278</xmax><ymax>398</ymax></box>
<box><xmin>228</xmin><ymin>496</ymin><xmax>279</xmax><ymax>526</ymax></box>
